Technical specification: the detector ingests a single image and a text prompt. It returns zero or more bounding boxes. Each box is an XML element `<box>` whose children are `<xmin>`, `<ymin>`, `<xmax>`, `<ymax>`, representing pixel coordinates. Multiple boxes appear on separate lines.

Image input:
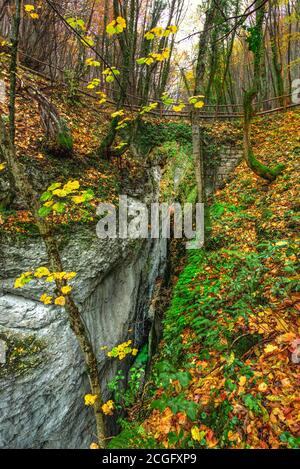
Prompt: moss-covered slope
<box><xmin>111</xmin><ymin>110</ymin><xmax>300</xmax><ymax>450</ymax></box>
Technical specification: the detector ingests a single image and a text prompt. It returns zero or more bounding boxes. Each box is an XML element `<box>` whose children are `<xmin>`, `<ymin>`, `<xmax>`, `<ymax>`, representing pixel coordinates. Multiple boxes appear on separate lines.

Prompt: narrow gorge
<box><xmin>0</xmin><ymin>116</ymin><xmax>243</xmax><ymax>448</ymax></box>
<box><xmin>0</xmin><ymin>160</ymin><xmax>168</xmax><ymax>447</ymax></box>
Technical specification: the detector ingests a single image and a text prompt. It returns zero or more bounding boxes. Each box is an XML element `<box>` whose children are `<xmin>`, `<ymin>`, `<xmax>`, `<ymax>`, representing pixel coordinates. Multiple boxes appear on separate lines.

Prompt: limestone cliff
<box><xmin>0</xmin><ymin>168</ymin><xmax>167</xmax><ymax>448</ymax></box>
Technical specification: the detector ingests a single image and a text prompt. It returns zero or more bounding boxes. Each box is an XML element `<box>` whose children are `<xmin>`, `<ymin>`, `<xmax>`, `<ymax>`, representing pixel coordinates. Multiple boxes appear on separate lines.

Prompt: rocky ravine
<box><xmin>0</xmin><ymin>168</ymin><xmax>167</xmax><ymax>449</ymax></box>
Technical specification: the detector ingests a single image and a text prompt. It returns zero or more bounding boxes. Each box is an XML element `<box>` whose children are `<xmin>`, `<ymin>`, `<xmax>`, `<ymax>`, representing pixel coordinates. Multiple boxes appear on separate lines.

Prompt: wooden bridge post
<box><xmin>192</xmin><ymin>114</ymin><xmax>205</xmax><ymax>205</ymax></box>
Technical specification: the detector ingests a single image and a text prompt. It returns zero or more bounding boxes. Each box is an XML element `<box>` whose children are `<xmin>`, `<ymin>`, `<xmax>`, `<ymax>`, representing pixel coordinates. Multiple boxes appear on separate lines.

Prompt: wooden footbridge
<box><xmin>9</xmin><ymin>49</ymin><xmax>300</xmax><ymax>121</ymax></box>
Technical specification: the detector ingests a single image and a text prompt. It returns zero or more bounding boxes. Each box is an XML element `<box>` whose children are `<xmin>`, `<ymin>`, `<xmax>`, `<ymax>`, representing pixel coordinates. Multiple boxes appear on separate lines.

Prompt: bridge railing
<box><xmin>10</xmin><ymin>50</ymin><xmax>300</xmax><ymax>120</ymax></box>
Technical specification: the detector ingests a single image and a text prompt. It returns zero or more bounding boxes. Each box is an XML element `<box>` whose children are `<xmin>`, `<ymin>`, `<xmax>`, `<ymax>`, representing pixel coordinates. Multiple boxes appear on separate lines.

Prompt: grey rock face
<box><xmin>0</xmin><ymin>171</ymin><xmax>167</xmax><ymax>448</ymax></box>
<box><xmin>204</xmin><ymin>143</ymin><xmax>243</xmax><ymax>194</ymax></box>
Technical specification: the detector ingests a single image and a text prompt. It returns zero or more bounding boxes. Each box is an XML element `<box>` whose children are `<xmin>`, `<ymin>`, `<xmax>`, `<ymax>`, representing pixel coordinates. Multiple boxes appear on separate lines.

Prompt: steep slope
<box><xmin>111</xmin><ymin>110</ymin><xmax>300</xmax><ymax>449</ymax></box>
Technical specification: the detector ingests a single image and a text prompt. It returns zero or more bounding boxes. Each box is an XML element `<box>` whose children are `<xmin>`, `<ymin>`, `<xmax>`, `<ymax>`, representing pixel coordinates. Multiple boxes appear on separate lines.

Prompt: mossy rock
<box><xmin>0</xmin><ymin>332</ymin><xmax>45</xmax><ymax>378</ymax></box>
<box><xmin>231</xmin><ymin>333</ymin><xmax>262</xmax><ymax>358</ymax></box>
<box><xmin>43</xmin><ymin>119</ymin><xmax>74</xmax><ymax>158</ymax></box>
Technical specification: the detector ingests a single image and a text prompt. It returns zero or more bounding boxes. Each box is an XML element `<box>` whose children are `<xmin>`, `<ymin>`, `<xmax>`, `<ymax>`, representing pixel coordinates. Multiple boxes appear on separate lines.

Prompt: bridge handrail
<box><xmin>3</xmin><ymin>50</ymin><xmax>299</xmax><ymax>120</ymax></box>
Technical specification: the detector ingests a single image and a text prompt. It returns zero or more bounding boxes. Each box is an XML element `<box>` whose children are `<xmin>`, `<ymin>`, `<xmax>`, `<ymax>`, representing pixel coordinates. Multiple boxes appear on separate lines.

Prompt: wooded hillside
<box><xmin>0</xmin><ymin>0</ymin><xmax>299</xmax><ymax>453</ymax></box>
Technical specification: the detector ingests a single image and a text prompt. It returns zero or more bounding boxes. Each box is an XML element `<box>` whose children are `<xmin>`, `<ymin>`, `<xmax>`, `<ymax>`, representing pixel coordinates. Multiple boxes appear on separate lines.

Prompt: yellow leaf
<box><xmin>275</xmin><ymin>241</ymin><xmax>288</xmax><ymax>247</ymax></box>
<box><xmin>14</xmin><ymin>272</ymin><xmax>32</xmax><ymax>289</ymax></box>
<box><xmin>258</xmin><ymin>382</ymin><xmax>268</xmax><ymax>392</ymax></box>
<box><xmin>53</xmin><ymin>272</ymin><xmax>66</xmax><ymax>280</ymax></box>
<box><xmin>106</xmin><ymin>17</ymin><xmax>126</xmax><ymax>35</ymax></box>
<box><xmin>85</xmin><ymin>58</ymin><xmax>100</xmax><ymax>67</ymax></box>
<box><xmin>24</xmin><ymin>4</ymin><xmax>35</xmax><ymax>12</ymax></box>
<box><xmin>153</xmin><ymin>26</ymin><xmax>164</xmax><ymax>37</ymax></box>
<box><xmin>264</xmin><ymin>344</ymin><xmax>279</xmax><ymax>354</ymax></box>
<box><xmin>106</xmin><ymin>22</ymin><xmax>116</xmax><ymax>35</ymax></box>
<box><xmin>227</xmin><ymin>351</ymin><xmax>235</xmax><ymax>365</ymax></box>
<box><xmin>191</xmin><ymin>426</ymin><xmax>201</xmax><ymax>441</ymax></box>
<box><xmin>145</xmin><ymin>57</ymin><xmax>154</xmax><ymax>65</ymax></box>
<box><xmin>64</xmin><ymin>272</ymin><xmax>77</xmax><ymax>280</ymax></box>
<box><xmin>173</xmin><ymin>103</ymin><xmax>185</xmax><ymax>112</ymax></box>
<box><xmin>44</xmin><ymin>201</ymin><xmax>54</xmax><ymax>208</ymax></box>
<box><xmin>0</xmin><ymin>162</ymin><xmax>6</xmax><ymax>172</ymax></box>
<box><xmin>266</xmin><ymin>395</ymin><xmax>281</xmax><ymax>401</ymax></box>
<box><xmin>14</xmin><ymin>278</ymin><xmax>23</xmax><ymax>289</ymax></box>
<box><xmin>55</xmin><ymin>296</ymin><xmax>66</xmax><ymax>306</ymax></box>
<box><xmin>82</xmin><ymin>36</ymin><xmax>95</xmax><ymax>47</ymax></box>
<box><xmin>71</xmin><ymin>195</ymin><xmax>85</xmax><ymax>204</ymax></box>
<box><xmin>61</xmin><ymin>285</ymin><xmax>72</xmax><ymax>295</ymax></box>
<box><xmin>116</xmin><ymin>16</ymin><xmax>126</xmax><ymax>28</ymax></box>
<box><xmin>102</xmin><ymin>400</ymin><xmax>115</xmax><ymax>415</ymax></box>
<box><xmin>52</xmin><ymin>189</ymin><xmax>67</xmax><ymax>198</ymax></box>
<box><xmin>84</xmin><ymin>394</ymin><xmax>97</xmax><ymax>406</ymax></box>
<box><xmin>145</xmin><ymin>31</ymin><xmax>155</xmax><ymax>40</ymax></box>
<box><xmin>191</xmin><ymin>426</ymin><xmax>206</xmax><ymax>442</ymax></box>
<box><xmin>168</xmin><ymin>25</ymin><xmax>178</xmax><ymax>33</ymax></box>
<box><xmin>30</xmin><ymin>12</ymin><xmax>39</xmax><ymax>19</ymax></box>
<box><xmin>239</xmin><ymin>376</ymin><xmax>247</xmax><ymax>387</ymax></box>
<box><xmin>46</xmin><ymin>275</ymin><xmax>55</xmax><ymax>282</ymax></box>
<box><xmin>194</xmin><ymin>100</ymin><xmax>204</xmax><ymax>109</ymax></box>
<box><xmin>89</xmin><ymin>442</ymin><xmax>99</xmax><ymax>450</ymax></box>
<box><xmin>34</xmin><ymin>267</ymin><xmax>50</xmax><ymax>278</ymax></box>
<box><xmin>63</xmin><ymin>180</ymin><xmax>80</xmax><ymax>192</ymax></box>
<box><xmin>111</xmin><ymin>110</ymin><xmax>124</xmax><ymax>118</ymax></box>
<box><xmin>40</xmin><ymin>294</ymin><xmax>53</xmax><ymax>305</ymax></box>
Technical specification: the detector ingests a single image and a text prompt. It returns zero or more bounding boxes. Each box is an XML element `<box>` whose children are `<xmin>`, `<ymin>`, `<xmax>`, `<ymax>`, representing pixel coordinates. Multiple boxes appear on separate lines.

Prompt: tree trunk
<box><xmin>190</xmin><ymin>1</ymin><xmax>216</xmax><ymax>245</ymax></box>
<box><xmin>243</xmin><ymin>90</ymin><xmax>284</xmax><ymax>181</ymax></box>
<box><xmin>26</xmin><ymin>85</ymin><xmax>73</xmax><ymax>153</ymax></box>
<box><xmin>192</xmin><ymin>124</ymin><xmax>205</xmax><ymax>204</ymax></box>
<box><xmin>9</xmin><ymin>0</ymin><xmax>21</xmax><ymax>143</ymax></box>
<box><xmin>268</xmin><ymin>0</ymin><xmax>285</xmax><ymax>106</ymax></box>
<box><xmin>243</xmin><ymin>0</ymin><xmax>284</xmax><ymax>182</ymax></box>
<box><xmin>95</xmin><ymin>116</ymin><xmax>119</xmax><ymax>159</ymax></box>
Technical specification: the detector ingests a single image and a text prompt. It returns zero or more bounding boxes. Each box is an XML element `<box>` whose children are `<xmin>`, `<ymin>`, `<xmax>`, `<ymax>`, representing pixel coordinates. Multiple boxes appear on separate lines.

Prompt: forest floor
<box><xmin>110</xmin><ymin>109</ymin><xmax>300</xmax><ymax>449</ymax></box>
<box><xmin>0</xmin><ymin>53</ymin><xmax>155</xmax><ymax>235</ymax></box>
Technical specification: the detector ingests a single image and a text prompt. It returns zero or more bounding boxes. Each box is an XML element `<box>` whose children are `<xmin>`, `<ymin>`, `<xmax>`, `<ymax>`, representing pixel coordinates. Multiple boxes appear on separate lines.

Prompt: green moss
<box><xmin>159</xmin><ymin>141</ymin><xmax>194</xmax><ymax>203</ymax></box>
<box><xmin>231</xmin><ymin>333</ymin><xmax>262</xmax><ymax>358</ymax></box>
<box><xmin>0</xmin><ymin>332</ymin><xmax>45</xmax><ymax>378</ymax></box>
<box><xmin>57</xmin><ymin>120</ymin><xmax>74</xmax><ymax>153</ymax></box>
<box><xmin>247</xmin><ymin>148</ymin><xmax>285</xmax><ymax>181</ymax></box>
<box><xmin>133</xmin><ymin>120</ymin><xmax>192</xmax><ymax>156</ymax></box>
<box><xmin>109</xmin><ymin>421</ymin><xmax>159</xmax><ymax>449</ymax></box>
<box><xmin>186</xmin><ymin>186</ymin><xmax>198</xmax><ymax>204</ymax></box>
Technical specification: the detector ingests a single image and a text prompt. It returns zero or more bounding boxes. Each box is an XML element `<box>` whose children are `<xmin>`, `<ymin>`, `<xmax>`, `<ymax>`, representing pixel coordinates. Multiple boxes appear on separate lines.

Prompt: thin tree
<box><xmin>191</xmin><ymin>1</ymin><xmax>217</xmax><ymax>244</ymax></box>
<box><xmin>243</xmin><ymin>0</ymin><xmax>284</xmax><ymax>181</ymax></box>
